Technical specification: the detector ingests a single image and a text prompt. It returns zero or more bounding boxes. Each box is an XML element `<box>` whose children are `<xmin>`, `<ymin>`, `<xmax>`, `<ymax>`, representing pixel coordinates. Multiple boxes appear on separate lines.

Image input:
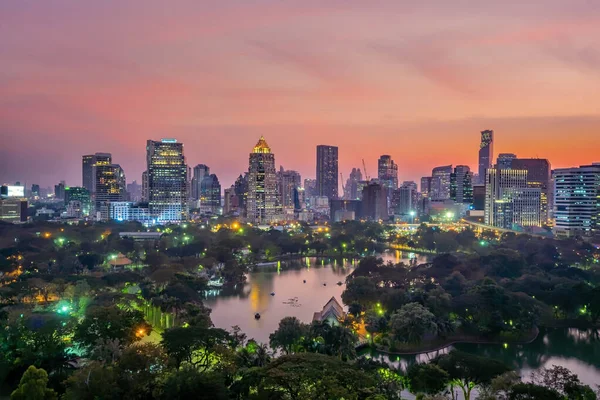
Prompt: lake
<box><xmin>205</xmin><ymin>251</ymin><xmax>600</xmax><ymax>387</ymax></box>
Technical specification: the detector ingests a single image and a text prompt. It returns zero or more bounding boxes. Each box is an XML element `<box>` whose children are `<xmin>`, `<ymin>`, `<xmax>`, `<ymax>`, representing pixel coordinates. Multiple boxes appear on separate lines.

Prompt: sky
<box><xmin>1</xmin><ymin>0</ymin><xmax>600</xmax><ymax>190</ymax></box>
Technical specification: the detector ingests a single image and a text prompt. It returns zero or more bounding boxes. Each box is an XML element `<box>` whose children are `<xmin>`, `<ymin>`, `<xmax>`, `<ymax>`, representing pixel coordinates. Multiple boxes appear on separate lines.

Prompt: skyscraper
<box><xmin>316</xmin><ymin>145</ymin><xmax>338</xmax><ymax>200</ymax></box>
<box><xmin>478</xmin><ymin>130</ymin><xmax>494</xmax><ymax>184</ymax></box>
<box><xmin>54</xmin><ymin>181</ymin><xmax>66</xmax><ymax>200</ymax></box>
<box><xmin>485</xmin><ymin>168</ymin><xmax>541</xmax><ymax>229</ymax></box>
<box><xmin>450</xmin><ymin>165</ymin><xmax>473</xmax><ymax>204</ymax></box>
<box><xmin>200</xmin><ymin>174</ymin><xmax>221</xmax><ymax>214</ymax></box>
<box><xmin>511</xmin><ymin>158</ymin><xmax>551</xmax><ymax>223</ymax></box>
<box><xmin>431</xmin><ymin>165</ymin><xmax>453</xmax><ymax>200</ymax></box>
<box><xmin>344</xmin><ymin>168</ymin><xmax>363</xmax><ymax>200</ymax></box>
<box><xmin>377</xmin><ymin>155</ymin><xmax>398</xmax><ymax>190</ymax></box>
<box><xmin>361</xmin><ymin>182</ymin><xmax>388</xmax><ymax>221</ymax></box>
<box><xmin>94</xmin><ymin>162</ymin><xmax>126</xmax><ymax>219</ymax></box>
<box><xmin>146</xmin><ymin>139</ymin><xmax>188</xmax><ymax>223</ymax></box>
<box><xmin>82</xmin><ymin>153</ymin><xmax>111</xmax><ymax>193</ymax></box>
<box><xmin>278</xmin><ymin>167</ymin><xmax>301</xmax><ymax>211</ymax></box>
<box><xmin>420</xmin><ymin>177</ymin><xmax>432</xmax><ymax>198</ymax></box>
<box><xmin>247</xmin><ymin>136</ymin><xmax>281</xmax><ymax>225</ymax></box>
<box><xmin>497</xmin><ymin>153</ymin><xmax>517</xmax><ymax>169</ymax></box>
<box><xmin>64</xmin><ymin>186</ymin><xmax>91</xmax><ymax>216</ymax></box>
<box><xmin>191</xmin><ymin>164</ymin><xmax>210</xmax><ymax>200</ymax></box>
<box><xmin>553</xmin><ymin>164</ymin><xmax>600</xmax><ymax>238</ymax></box>
<box><xmin>234</xmin><ymin>174</ymin><xmax>249</xmax><ymax>218</ymax></box>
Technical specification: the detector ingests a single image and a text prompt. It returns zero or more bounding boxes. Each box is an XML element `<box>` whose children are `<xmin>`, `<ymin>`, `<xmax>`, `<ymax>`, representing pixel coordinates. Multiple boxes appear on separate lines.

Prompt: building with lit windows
<box><xmin>450</xmin><ymin>165</ymin><xmax>473</xmax><ymax>204</ymax></box>
<box><xmin>64</xmin><ymin>186</ymin><xmax>91</xmax><ymax>216</ymax></box>
<box><xmin>512</xmin><ymin>158</ymin><xmax>551</xmax><ymax>223</ymax></box>
<box><xmin>378</xmin><ymin>155</ymin><xmax>398</xmax><ymax>190</ymax></box>
<box><xmin>316</xmin><ymin>145</ymin><xmax>338</xmax><ymax>200</ymax></box>
<box><xmin>146</xmin><ymin>139</ymin><xmax>188</xmax><ymax>223</ymax></box>
<box><xmin>109</xmin><ymin>202</ymin><xmax>153</xmax><ymax>225</ymax></box>
<box><xmin>0</xmin><ymin>198</ymin><xmax>27</xmax><ymax>223</ymax></box>
<box><xmin>247</xmin><ymin>136</ymin><xmax>282</xmax><ymax>225</ymax></box>
<box><xmin>431</xmin><ymin>165</ymin><xmax>453</xmax><ymax>200</ymax></box>
<box><xmin>485</xmin><ymin>168</ymin><xmax>541</xmax><ymax>229</ymax></box>
<box><xmin>278</xmin><ymin>167</ymin><xmax>301</xmax><ymax>213</ymax></box>
<box><xmin>361</xmin><ymin>182</ymin><xmax>388</xmax><ymax>221</ymax></box>
<box><xmin>420</xmin><ymin>177</ymin><xmax>432</xmax><ymax>198</ymax></box>
<box><xmin>191</xmin><ymin>164</ymin><xmax>210</xmax><ymax>200</ymax></box>
<box><xmin>199</xmin><ymin>174</ymin><xmax>221</xmax><ymax>214</ymax></box>
<box><xmin>497</xmin><ymin>153</ymin><xmax>517</xmax><ymax>169</ymax></box>
<box><xmin>94</xmin><ymin>160</ymin><xmax>126</xmax><ymax>220</ymax></box>
<box><xmin>478</xmin><ymin>130</ymin><xmax>494</xmax><ymax>184</ymax></box>
<box><xmin>82</xmin><ymin>153</ymin><xmax>111</xmax><ymax>193</ymax></box>
<box><xmin>553</xmin><ymin>164</ymin><xmax>600</xmax><ymax>238</ymax></box>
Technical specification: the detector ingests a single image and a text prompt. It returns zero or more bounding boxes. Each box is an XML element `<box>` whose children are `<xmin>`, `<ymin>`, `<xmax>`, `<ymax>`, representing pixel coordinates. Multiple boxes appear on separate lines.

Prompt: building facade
<box><xmin>478</xmin><ymin>130</ymin><xmax>494</xmax><ymax>184</ymax></box>
<box><xmin>64</xmin><ymin>186</ymin><xmax>91</xmax><ymax>216</ymax></box>
<box><xmin>450</xmin><ymin>165</ymin><xmax>473</xmax><ymax>204</ymax></box>
<box><xmin>420</xmin><ymin>177</ymin><xmax>432</xmax><ymax>198</ymax></box>
<box><xmin>431</xmin><ymin>165</ymin><xmax>453</xmax><ymax>200</ymax></box>
<box><xmin>497</xmin><ymin>153</ymin><xmax>517</xmax><ymax>170</ymax></box>
<box><xmin>553</xmin><ymin>164</ymin><xmax>600</xmax><ymax>238</ymax></box>
<box><xmin>94</xmin><ymin>162</ymin><xmax>126</xmax><ymax>220</ymax></box>
<box><xmin>191</xmin><ymin>164</ymin><xmax>210</xmax><ymax>200</ymax></box>
<box><xmin>361</xmin><ymin>182</ymin><xmax>388</xmax><ymax>221</ymax></box>
<box><xmin>146</xmin><ymin>139</ymin><xmax>188</xmax><ymax>223</ymax></box>
<box><xmin>199</xmin><ymin>174</ymin><xmax>221</xmax><ymax>214</ymax></box>
<box><xmin>377</xmin><ymin>155</ymin><xmax>398</xmax><ymax>191</ymax></box>
<box><xmin>247</xmin><ymin>136</ymin><xmax>281</xmax><ymax>225</ymax></box>
<box><xmin>344</xmin><ymin>167</ymin><xmax>363</xmax><ymax>200</ymax></box>
<box><xmin>316</xmin><ymin>145</ymin><xmax>338</xmax><ymax>200</ymax></box>
<box><xmin>485</xmin><ymin>168</ymin><xmax>541</xmax><ymax>229</ymax></box>
<box><xmin>512</xmin><ymin>158</ymin><xmax>552</xmax><ymax>224</ymax></box>
<box><xmin>278</xmin><ymin>167</ymin><xmax>302</xmax><ymax>212</ymax></box>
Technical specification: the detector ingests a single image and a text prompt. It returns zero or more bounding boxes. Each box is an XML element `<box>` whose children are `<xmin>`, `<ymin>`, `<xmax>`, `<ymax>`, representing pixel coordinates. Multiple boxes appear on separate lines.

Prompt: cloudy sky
<box><xmin>1</xmin><ymin>0</ymin><xmax>599</xmax><ymax>188</ymax></box>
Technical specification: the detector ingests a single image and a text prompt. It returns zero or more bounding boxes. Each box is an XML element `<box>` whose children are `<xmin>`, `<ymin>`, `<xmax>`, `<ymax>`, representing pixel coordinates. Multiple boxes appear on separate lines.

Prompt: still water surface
<box><xmin>205</xmin><ymin>251</ymin><xmax>600</xmax><ymax>386</ymax></box>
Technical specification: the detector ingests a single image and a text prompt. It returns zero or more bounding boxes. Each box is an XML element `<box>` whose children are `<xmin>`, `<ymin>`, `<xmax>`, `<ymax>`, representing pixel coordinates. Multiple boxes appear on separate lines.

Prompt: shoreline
<box><xmin>363</xmin><ymin>327</ymin><xmax>540</xmax><ymax>356</ymax></box>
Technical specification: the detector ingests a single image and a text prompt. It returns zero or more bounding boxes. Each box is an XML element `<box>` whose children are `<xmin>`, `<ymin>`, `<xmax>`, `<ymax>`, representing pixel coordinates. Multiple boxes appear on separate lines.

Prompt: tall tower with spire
<box><xmin>247</xmin><ymin>136</ymin><xmax>281</xmax><ymax>224</ymax></box>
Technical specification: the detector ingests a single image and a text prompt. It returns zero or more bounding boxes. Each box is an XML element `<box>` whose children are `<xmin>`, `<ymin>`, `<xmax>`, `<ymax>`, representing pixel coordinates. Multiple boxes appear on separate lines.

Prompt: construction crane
<box><xmin>362</xmin><ymin>159</ymin><xmax>370</xmax><ymax>181</ymax></box>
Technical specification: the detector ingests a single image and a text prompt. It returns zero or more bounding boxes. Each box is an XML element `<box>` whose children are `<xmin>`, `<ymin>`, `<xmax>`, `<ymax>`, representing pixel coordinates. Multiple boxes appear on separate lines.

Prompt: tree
<box><xmin>161</xmin><ymin>325</ymin><xmax>231</xmax><ymax>370</ymax></box>
<box><xmin>269</xmin><ymin>317</ymin><xmax>309</xmax><ymax>355</ymax></box>
<box><xmin>153</xmin><ymin>367</ymin><xmax>230</xmax><ymax>400</ymax></box>
<box><xmin>62</xmin><ymin>362</ymin><xmax>121</xmax><ymax>400</ymax></box>
<box><xmin>433</xmin><ymin>350</ymin><xmax>510</xmax><ymax>400</ymax></box>
<box><xmin>407</xmin><ymin>363</ymin><xmax>449</xmax><ymax>395</ymax></box>
<box><xmin>390</xmin><ymin>303</ymin><xmax>437</xmax><ymax>344</ymax></box>
<box><xmin>508</xmin><ymin>383</ymin><xmax>562</xmax><ymax>400</ymax></box>
<box><xmin>342</xmin><ymin>276</ymin><xmax>379</xmax><ymax>310</ymax></box>
<box><xmin>11</xmin><ymin>366</ymin><xmax>57</xmax><ymax>400</ymax></box>
<box><xmin>74</xmin><ymin>306</ymin><xmax>150</xmax><ymax>350</ymax></box>
<box><xmin>242</xmin><ymin>353</ymin><xmax>378</xmax><ymax>400</ymax></box>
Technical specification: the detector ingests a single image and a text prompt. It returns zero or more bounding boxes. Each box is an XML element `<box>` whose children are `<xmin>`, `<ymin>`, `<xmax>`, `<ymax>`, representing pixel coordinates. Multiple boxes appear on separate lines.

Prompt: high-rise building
<box><xmin>278</xmin><ymin>167</ymin><xmax>302</xmax><ymax>211</ymax></box>
<box><xmin>126</xmin><ymin>180</ymin><xmax>142</xmax><ymax>202</ymax></box>
<box><xmin>392</xmin><ymin>182</ymin><xmax>417</xmax><ymax>219</ymax></box>
<box><xmin>497</xmin><ymin>153</ymin><xmax>517</xmax><ymax>169</ymax></box>
<box><xmin>200</xmin><ymin>174</ymin><xmax>221</xmax><ymax>214</ymax></box>
<box><xmin>478</xmin><ymin>130</ymin><xmax>494</xmax><ymax>184</ymax></box>
<box><xmin>247</xmin><ymin>136</ymin><xmax>281</xmax><ymax>225</ymax></box>
<box><xmin>485</xmin><ymin>168</ymin><xmax>541</xmax><ymax>229</ymax></box>
<box><xmin>82</xmin><ymin>153</ymin><xmax>111</xmax><ymax>193</ymax></box>
<box><xmin>234</xmin><ymin>174</ymin><xmax>249</xmax><ymax>218</ymax></box>
<box><xmin>141</xmin><ymin>171</ymin><xmax>149</xmax><ymax>202</ymax></box>
<box><xmin>512</xmin><ymin>158</ymin><xmax>551</xmax><ymax>223</ymax></box>
<box><xmin>431</xmin><ymin>165</ymin><xmax>453</xmax><ymax>200</ymax></box>
<box><xmin>0</xmin><ymin>198</ymin><xmax>27</xmax><ymax>223</ymax></box>
<box><xmin>223</xmin><ymin>186</ymin><xmax>238</xmax><ymax>215</ymax></box>
<box><xmin>420</xmin><ymin>177</ymin><xmax>433</xmax><ymax>198</ymax></box>
<box><xmin>553</xmin><ymin>164</ymin><xmax>600</xmax><ymax>238</ymax></box>
<box><xmin>191</xmin><ymin>164</ymin><xmax>210</xmax><ymax>200</ymax></box>
<box><xmin>304</xmin><ymin>178</ymin><xmax>317</xmax><ymax>198</ymax></box>
<box><xmin>316</xmin><ymin>145</ymin><xmax>338</xmax><ymax>200</ymax></box>
<box><xmin>378</xmin><ymin>155</ymin><xmax>398</xmax><ymax>191</ymax></box>
<box><xmin>344</xmin><ymin>168</ymin><xmax>363</xmax><ymax>200</ymax></box>
<box><xmin>31</xmin><ymin>184</ymin><xmax>40</xmax><ymax>198</ymax></box>
<box><xmin>64</xmin><ymin>186</ymin><xmax>91</xmax><ymax>216</ymax></box>
<box><xmin>450</xmin><ymin>165</ymin><xmax>473</xmax><ymax>204</ymax></box>
<box><xmin>54</xmin><ymin>181</ymin><xmax>66</xmax><ymax>200</ymax></box>
<box><xmin>361</xmin><ymin>182</ymin><xmax>388</xmax><ymax>221</ymax></box>
<box><xmin>146</xmin><ymin>139</ymin><xmax>188</xmax><ymax>223</ymax></box>
<box><xmin>94</xmin><ymin>162</ymin><xmax>126</xmax><ymax>219</ymax></box>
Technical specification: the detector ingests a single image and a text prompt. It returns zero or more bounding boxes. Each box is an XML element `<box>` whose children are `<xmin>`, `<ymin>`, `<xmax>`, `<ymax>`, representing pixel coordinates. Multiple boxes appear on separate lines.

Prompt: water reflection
<box><xmin>205</xmin><ymin>252</ymin><xmax>429</xmax><ymax>344</ymax></box>
<box><xmin>362</xmin><ymin>328</ymin><xmax>600</xmax><ymax>387</ymax></box>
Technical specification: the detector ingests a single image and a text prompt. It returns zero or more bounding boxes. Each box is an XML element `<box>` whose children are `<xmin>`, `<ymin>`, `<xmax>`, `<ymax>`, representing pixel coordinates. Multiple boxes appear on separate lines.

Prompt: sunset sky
<box><xmin>1</xmin><ymin>0</ymin><xmax>599</xmax><ymax>189</ymax></box>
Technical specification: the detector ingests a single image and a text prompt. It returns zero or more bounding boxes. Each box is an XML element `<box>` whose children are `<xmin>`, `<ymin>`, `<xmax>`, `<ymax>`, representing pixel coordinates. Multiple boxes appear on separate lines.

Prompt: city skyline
<box><xmin>1</xmin><ymin>1</ymin><xmax>600</xmax><ymax>188</ymax></box>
